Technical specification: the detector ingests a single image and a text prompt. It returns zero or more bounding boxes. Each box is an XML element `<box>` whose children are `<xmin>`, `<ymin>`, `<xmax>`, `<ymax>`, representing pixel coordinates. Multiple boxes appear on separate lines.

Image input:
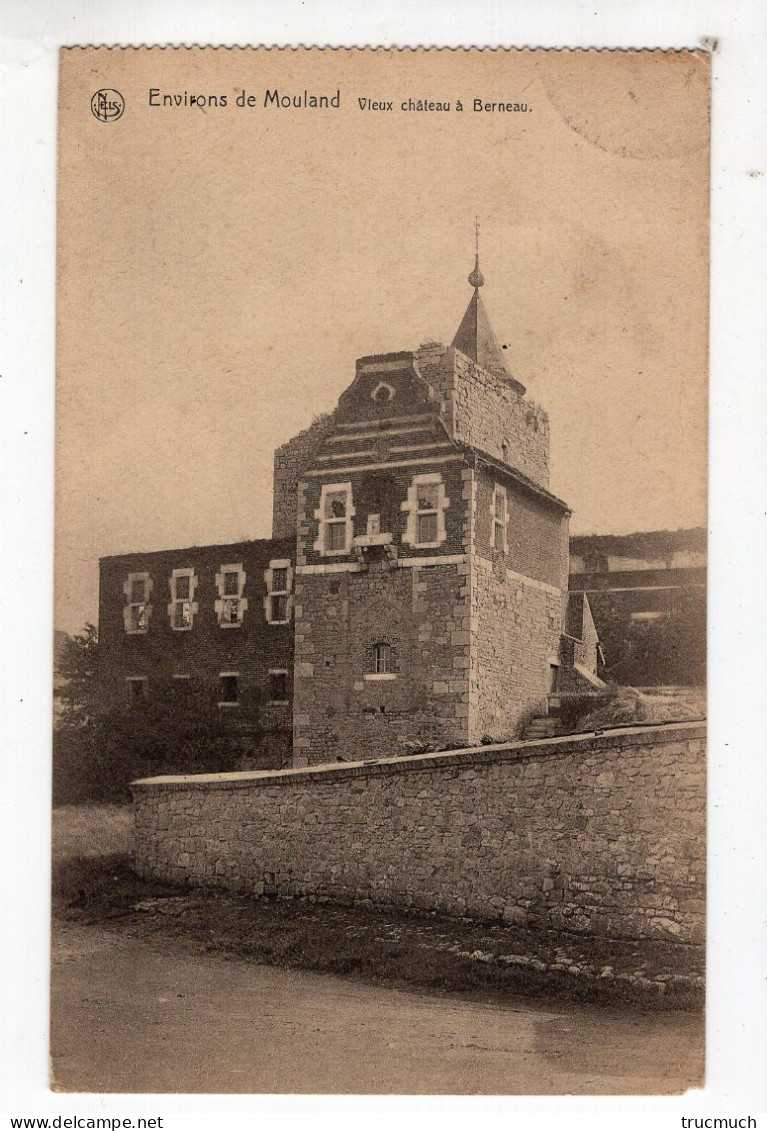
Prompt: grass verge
<box><xmin>53</xmin><ymin>847</ymin><xmax>704</xmax><ymax>1012</ymax></box>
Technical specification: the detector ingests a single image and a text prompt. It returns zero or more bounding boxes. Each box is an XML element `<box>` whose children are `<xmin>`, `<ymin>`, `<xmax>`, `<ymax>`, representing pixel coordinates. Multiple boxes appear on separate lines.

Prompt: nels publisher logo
<box><xmin>91</xmin><ymin>88</ymin><xmax>125</xmax><ymax>123</ymax></box>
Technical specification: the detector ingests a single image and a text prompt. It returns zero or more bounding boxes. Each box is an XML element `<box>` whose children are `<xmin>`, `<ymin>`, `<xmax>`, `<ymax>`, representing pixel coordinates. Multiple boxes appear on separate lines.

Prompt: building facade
<box><xmin>98</xmin><ymin>258</ymin><xmax>601</xmax><ymax>767</ymax></box>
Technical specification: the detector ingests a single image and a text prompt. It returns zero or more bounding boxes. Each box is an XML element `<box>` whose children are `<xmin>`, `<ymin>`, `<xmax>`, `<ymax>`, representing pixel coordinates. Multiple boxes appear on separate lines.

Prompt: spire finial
<box><xmin>468</xmin><ymin>215</ymin><xmax>485</xmax><ymax>289</ymax></box>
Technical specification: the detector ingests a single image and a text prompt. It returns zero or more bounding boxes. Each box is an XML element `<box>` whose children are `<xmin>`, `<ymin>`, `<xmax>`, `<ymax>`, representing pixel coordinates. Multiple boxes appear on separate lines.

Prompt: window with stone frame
<box><xmin>401</xmin><ymin>472</ymin><xmax>449</xmax><ymax>550</ymax></box>
<box><xmin>123</xmin><ymin>571</ymin><xmax>152</xmax><ymax>634</ymax></box>
<box><xmin>364</xmin><ymin>639</ymin><xmax>399</xmax><ymax>679</ymax></box>
<box><xmin>314</xmin><ymin>482</ymin><xmax>355</xmax><ymax>557</ymax></box>
<box><xmin>492</xmin><ymin>484</ymin><xmax>508</xmax><ymax>553</ymax></box>
<box><xmin>168</xmin><ymin>567</ymin><xmax>198</xmax><ymax>630</ymax></box>
<box><xmin>268</xmin><ymin>669</ymin><xmax>289</xmax><ymax>703</ymax></box>
<box><xmin>215</xmin><ymin>563</ymin><xmax>247</xmax><ymax>628</ymax></box>
<box><xmin>264</xmin><ymin>559</ymin><xmax>293</xmax><ymax>625</ymax></box>
<box><xmin>416</xmin><ymin>483</ymin><xmax>440</xmax><ymax>544</ymax></box>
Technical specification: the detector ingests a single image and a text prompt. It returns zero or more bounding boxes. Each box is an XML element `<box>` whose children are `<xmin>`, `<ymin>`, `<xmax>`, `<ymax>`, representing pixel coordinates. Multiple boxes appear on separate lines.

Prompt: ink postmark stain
<box><xmin>91</xmin><ymin>89</ymin><xmax>125</xmax><ymax>123</ymax></box>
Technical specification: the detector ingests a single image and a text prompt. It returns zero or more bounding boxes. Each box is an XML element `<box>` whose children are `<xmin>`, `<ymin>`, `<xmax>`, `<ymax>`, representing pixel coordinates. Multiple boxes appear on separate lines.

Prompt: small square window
<box><xmin>126</xmin><ymin>677</ymin><xmax>147</xmax><ymax>701</ymax></box>
<box><xmin>326</xmin><ymin>491</ymin><xmax>347</xmax><ymax>519</ymax></box>
<box><xmin>417</xmin><ymin>484</ymin><xmax>439</xmax><ymax>511</ymax></box>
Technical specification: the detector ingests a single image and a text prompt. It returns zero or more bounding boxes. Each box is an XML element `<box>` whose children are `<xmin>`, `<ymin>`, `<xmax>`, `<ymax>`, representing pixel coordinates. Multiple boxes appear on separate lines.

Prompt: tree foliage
<box><xmin>57</xmin><ymin>623</ymin><xmax>102</xmax><ymax>727</ymax></box>
<box><xmin>53</xmin><ymin>625</ymin><xmax>248</xmax><ymax>804</ymax></box>
<box><xmin>591</xmin><ymin>589</ymin><xmax>706</xmax><ymax>687</ymax></box>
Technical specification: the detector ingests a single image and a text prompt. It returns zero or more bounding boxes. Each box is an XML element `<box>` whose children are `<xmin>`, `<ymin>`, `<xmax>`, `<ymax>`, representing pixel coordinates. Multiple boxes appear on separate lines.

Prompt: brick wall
<box><xmin>474</xmin><ymin>468</ymin><xmax>568</xmax><ymax>590</ymax></box>
<box><xmin>297</xmin><ymin>460</ymin><xmax>467</xmax><ymax>569</ymax></box>
<box><xmin>133</xmin><ymin>721</ymin><xmax>706</xmax><ymax>944</ymax></box>
<box><xmin>98</xmin><ymin>539</ymin><xmax>294</xmax><ymax>759</ymax></box>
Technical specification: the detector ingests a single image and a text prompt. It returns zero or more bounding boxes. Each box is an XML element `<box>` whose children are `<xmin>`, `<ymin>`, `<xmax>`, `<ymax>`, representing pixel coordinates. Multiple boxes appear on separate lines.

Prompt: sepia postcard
<box><xmin>53</xmin><ymin>46</ymin><xmax>709</xmax><ymax>1095</ymax></box>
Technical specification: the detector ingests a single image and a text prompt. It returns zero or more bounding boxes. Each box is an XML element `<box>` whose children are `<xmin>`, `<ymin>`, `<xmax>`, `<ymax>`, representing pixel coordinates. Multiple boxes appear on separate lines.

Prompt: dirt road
<box><xmin>50</xmin><ymin>920</ymin><xmax>703</xmax><ymax>1095</ymax></box>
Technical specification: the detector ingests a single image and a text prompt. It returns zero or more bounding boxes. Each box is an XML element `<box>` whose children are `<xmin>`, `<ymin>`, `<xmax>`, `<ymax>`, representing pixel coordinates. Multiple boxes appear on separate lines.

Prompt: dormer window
<box><xmin>402</xmin><ymin>473</ymin><xmax>449</xmax><ymax>550</ymax></box>
<box><xmin>314</xmin><ymin>482</ymin><xmax>355</xmax><ymax>557</ymax></box>
<box><xmin>168</xmin><ymin>568</ymin><xmax>198</xmax><ymax>630</ymax></box>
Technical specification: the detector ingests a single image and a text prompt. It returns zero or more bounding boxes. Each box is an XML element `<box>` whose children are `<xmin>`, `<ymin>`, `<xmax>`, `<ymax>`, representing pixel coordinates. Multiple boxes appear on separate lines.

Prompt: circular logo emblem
<box><xmin>91</xmin><ymin>89</ymin><xmax>125</xmax><ymax>123</ymax></box>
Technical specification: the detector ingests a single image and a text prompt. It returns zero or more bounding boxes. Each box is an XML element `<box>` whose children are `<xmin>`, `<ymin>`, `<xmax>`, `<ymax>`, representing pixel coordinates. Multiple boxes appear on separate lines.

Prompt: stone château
<box><xmin>98</xmin><ymin>254</ymin><xmax>603</xmax><ymax>768</ymax></box>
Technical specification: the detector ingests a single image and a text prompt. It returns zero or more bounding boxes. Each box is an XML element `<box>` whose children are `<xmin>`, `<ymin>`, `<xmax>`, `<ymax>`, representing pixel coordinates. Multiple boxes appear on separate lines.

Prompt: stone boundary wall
<box><xmin>132</xmin><ymin>721</ymin><xmax>706</xmax><ymax>943</ymax></box>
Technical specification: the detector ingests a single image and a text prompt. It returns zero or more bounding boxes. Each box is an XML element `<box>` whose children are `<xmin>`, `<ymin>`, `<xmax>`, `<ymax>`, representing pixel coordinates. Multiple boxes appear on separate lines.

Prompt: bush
<box><xmin>577</xmin><ymin>686</ymin><xmax>706</xmax><ymax>732</ymax></box>
<box><xmin>558</xmin><ymin>687</ymin><xmax>617</xmax><ymax>732</ymax></box>
<box><xmin>53</xmin><ymin>678</ymin><xmax>245</xmax><ymax>805</ymax></box>
<box><xmin>53</xmin><ymin>624</ymin><xmax>275</xmax><ymax>804</ymax></box>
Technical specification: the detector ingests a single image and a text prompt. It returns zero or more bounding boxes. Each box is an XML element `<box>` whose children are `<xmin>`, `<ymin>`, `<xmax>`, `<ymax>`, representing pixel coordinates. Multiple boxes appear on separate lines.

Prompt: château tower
<box><xmin>283</xmin><ymin>252</ymin><xmax>572</xmax><ymax>765</ymax></box>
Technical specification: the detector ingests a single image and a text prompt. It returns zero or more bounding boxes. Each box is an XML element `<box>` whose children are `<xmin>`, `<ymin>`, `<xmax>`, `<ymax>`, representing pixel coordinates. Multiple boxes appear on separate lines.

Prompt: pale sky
<box><xmin>56</xmin><ymin>48</ymin><xmax>709</xmax><ymax>633</ymax></box>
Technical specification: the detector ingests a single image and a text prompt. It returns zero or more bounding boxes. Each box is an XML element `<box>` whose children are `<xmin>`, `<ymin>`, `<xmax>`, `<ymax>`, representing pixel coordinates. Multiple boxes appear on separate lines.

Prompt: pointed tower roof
<box><xmin>451</xmin><ymin>228</ymin><xmax>526</xmax><ymax>396</ymax></box>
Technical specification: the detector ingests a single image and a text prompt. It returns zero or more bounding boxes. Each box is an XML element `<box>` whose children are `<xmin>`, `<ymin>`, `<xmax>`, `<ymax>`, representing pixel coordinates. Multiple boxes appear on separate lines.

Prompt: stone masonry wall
<box><xmin>272</xmin><ymin>415</ymin><xmax>336</xmax><ymax>540</ymax></box>
<box><xmin>471</xmin><ymin>554</ymin><xmax>563</xmax><ymax>741</ymax></box>
<box><xmin>465</xmin><ymin>466</ymin><xmax>566</xmax><ymax>742</ymax></box>
<box><xmin>415</xmin><ymin>345</ymin><xmax>550</xmax><ymax>487</ymax></box>
<box><xmin>292</xmin><ymin>558</ymin><xmax>471</xmax><ymax>765</ymax></box>
<box><xmin>133</xmin><ymin>721</ymin><xmax>706</xmax><ymax>944</ymax></box>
